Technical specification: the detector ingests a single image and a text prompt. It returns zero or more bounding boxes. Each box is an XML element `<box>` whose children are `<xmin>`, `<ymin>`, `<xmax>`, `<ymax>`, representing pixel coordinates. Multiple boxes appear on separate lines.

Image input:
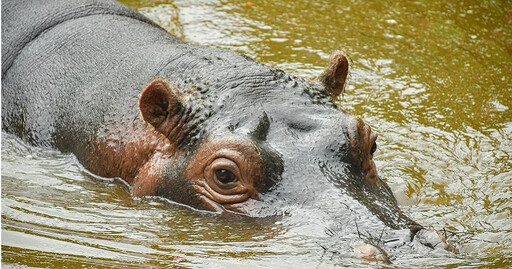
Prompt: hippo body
<box><xmin>2</xmin><ymin>0</ymin><xmax>451</xmax><ymax>262</ymax></box>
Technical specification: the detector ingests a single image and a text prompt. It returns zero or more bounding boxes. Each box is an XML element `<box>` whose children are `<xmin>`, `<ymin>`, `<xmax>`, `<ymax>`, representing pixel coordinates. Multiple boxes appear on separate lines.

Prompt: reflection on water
<box><xmin>3</xmin><ymin>0</ymin><xmax>511</xmax><ymax>267</ymax></box>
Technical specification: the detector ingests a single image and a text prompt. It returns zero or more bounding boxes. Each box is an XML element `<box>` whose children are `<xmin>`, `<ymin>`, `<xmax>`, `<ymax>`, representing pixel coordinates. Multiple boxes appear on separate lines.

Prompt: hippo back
<box><xmin>1</xmin><ymin>0</ymin><xmax>156</xmax><ymax>75</ymax></box>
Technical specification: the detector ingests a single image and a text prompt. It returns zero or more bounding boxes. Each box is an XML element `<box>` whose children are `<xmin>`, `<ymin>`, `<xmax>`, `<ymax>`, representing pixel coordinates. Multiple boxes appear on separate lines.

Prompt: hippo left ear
<box><xmin>318</xmin><ymin>51</ymin><xmax>349</xmax><ymax>98</ymax></box>
<box><xmin>139</xmin><ymin>79</ymin><xmax>183</xmax><ymax>133</ymax></box>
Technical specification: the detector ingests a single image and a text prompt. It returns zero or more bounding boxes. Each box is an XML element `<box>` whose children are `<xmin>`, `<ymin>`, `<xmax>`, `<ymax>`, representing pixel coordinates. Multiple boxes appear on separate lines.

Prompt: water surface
<box><xmin>2</xmin><ymin>0</ymin><xmax>511</xmax><ymax>267</ymax></box>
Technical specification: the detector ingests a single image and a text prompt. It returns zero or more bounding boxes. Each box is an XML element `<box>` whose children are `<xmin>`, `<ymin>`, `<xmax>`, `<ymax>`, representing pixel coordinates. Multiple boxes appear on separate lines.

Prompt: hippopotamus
<box><xmin>2</xmin><ymin>0</ymin><xmax>453</xmax><ymax>263</ymax></box>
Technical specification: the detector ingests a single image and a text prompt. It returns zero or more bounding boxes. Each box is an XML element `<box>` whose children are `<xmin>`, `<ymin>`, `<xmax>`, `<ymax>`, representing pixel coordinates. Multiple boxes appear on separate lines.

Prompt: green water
<box><xmin>2</xmin><ymin>0</ymin><xmax>511</xmax><ymax>267</ymax></box>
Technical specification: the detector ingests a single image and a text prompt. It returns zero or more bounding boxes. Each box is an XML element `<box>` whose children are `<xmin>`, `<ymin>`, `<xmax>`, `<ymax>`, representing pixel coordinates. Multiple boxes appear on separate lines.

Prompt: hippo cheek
<box><xmin>192</xmin><ymin>180</ymin><xmax>256</xmax><ymax>213</ymax></box>
<box><xmin>132</xmin><ymin>153</ymin><xmax>171</xmax><ymax>197</ymax></box>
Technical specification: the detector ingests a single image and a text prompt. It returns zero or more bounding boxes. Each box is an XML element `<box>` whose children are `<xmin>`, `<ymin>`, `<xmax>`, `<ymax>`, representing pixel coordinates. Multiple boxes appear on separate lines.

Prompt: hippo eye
<box><xmin>214</xmin><ymin>168</ymin><xmax>237</xmax><ymax>184</ymax></box>
<box><xmin>370</xmin><ymin>142</ymin><xmax>377</xmax><ymax>155</ymax></box>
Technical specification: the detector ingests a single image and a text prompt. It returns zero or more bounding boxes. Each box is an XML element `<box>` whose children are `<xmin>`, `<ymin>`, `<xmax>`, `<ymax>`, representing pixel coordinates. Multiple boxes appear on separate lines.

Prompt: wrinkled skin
<box><xmin>1</xmin><ymin>0</ymin><xmax>453</xmax><ymax>263</ymax></box>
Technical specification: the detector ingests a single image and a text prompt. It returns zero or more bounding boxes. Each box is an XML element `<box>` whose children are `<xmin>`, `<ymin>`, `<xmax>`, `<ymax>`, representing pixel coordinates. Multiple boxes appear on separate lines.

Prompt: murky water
<box><xmin>2</xmin><ymin>0</ymin><xmax>511</xmax><ymax>267</ymax></box>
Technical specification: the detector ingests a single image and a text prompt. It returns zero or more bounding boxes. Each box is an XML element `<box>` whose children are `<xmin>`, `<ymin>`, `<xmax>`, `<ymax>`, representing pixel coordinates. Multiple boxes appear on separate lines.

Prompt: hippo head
<box><xmin>137</xmin><ymin>51</ymin><xmax>451</xmax><ymax>261</ymax></box>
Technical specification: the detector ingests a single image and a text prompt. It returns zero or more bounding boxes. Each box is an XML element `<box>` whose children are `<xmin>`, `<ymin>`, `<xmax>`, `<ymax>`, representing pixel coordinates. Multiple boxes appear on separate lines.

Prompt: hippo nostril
<box><xmin>414</xmin><ymin>229</ymin><xmax>456</xmax><ymax>252</ymax></box>
<box><xmin>370</xmin><ymin>141</ymin><xmax>377</xmax><ymax>155</ymax></box>
<box><xmin>353</xmin><ymin>243</ymin><xmax>390</xmax><ymax>264</ymax></box>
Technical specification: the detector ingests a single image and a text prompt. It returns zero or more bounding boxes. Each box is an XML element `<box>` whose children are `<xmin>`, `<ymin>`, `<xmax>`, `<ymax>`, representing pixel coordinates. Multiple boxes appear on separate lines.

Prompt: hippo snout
<box><xmin>348</xmin><ymin>228</ymin><xmax>455</xmax><ymax>264</ymax></box>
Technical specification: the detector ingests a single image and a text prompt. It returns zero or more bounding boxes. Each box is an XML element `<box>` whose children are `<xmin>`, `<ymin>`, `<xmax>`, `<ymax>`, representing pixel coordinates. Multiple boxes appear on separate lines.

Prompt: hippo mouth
<box><xmin>354</xmin><ymin>228</ymin><xmax>455</xmax><ymax>263</ymax></box>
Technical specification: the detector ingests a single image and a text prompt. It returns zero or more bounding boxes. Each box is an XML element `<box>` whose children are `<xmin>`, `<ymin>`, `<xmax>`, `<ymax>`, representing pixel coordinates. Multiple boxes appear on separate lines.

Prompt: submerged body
<box><xmin>2</xmin><ymin>0</ymin><xmax>451</xmax><ymax>262</ymax></box>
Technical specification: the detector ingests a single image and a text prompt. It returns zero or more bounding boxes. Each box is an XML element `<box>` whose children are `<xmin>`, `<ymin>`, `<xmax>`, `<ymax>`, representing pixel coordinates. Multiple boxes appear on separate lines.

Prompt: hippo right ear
<box><xmin>319</xmin><ymin>51</ymin><xmax>349</xmax><ymax>98</ymax></box>
<box><xmin>139</xmin><ymin>79</ymin><xmax>183</xmax><ymax>133</ymax></box>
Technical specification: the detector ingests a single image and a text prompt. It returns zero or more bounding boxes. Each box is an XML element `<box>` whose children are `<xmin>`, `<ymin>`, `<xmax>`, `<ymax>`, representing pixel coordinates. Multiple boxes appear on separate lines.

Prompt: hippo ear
<box><xmin>139</xmin><ymin>79</ymin><xmax>182</xmax><ymax>132</ymax></box>
<box><xmin>318</xmin><ymin>51</ymin><xmax>349</xmax><ymax>98</ymax></box>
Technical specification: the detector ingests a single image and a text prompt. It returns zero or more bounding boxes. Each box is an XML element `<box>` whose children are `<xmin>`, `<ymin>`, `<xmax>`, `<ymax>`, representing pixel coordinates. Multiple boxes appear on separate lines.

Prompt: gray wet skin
<box><xmin>2</xmin><ymin>0</ymin><xmax>453</xmax><ymax>262</ymax></box>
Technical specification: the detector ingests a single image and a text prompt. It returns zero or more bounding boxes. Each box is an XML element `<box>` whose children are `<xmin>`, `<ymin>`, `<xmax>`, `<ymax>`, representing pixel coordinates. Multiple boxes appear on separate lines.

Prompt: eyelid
<box><xmin>286</xmin><ymin>120</ymin><xmax>316</xmax><ymax>132</ymax></box>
